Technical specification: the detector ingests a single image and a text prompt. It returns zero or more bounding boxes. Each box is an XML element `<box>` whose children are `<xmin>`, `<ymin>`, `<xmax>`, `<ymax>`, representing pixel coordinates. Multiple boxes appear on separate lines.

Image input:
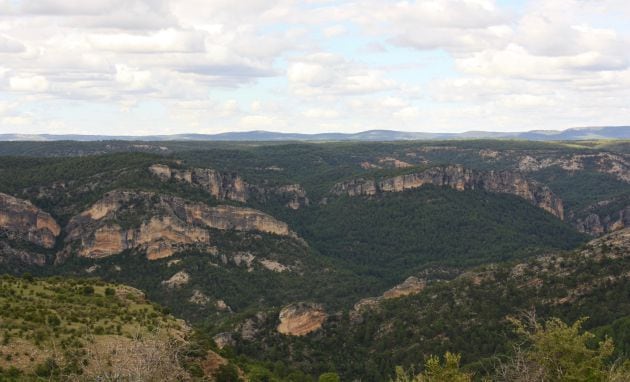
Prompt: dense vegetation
<box><xmin>221</xmin><ymin>229</ymin><xmax>630</xmax><ymax>380</ymax></box>
<box><xmin>0</xmin><ymin>139</ymin><xmax>628</xmax><ymax>380</ymax></box>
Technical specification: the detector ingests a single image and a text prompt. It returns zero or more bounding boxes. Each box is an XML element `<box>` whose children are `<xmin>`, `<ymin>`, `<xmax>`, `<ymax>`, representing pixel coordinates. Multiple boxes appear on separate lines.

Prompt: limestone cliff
<box><xmin>149</xmin><ymin>164</ymin><xmax>309</xmax><ymax>209</ymax></box>
<box><xmin>0</xmin><ymin>192</ymin><xmax>60</xmax><ymax>248</ymax></box>
<box><xmin>331</xmin><ymin>165</ymin><xmax>564</xmax><ymax>219</ymax></box>
<box><xmin>150</xmin><ymin>164</ymin><xmax>248</xmax><ymax>202</ymax></box>
<box><xmin>517</xmin><ymin>152</ymin><xmax>630</xmax><ymax>183</ymax></box>
<box><xmin>353</xmin><ymin>276</ymin><xmax>426</xmax><ymax>313</ymax></box>
<box><xmin>63</xmin><ymin>190</ymin><xmax>295</xmax><ymax>260</ymax></box>
<box><xmin>277</xmin><ymin>302</ymin><xmax>327</xmax><ymax>336</ymax></box>
<box><xmin>575</xmin><ymin>206</ymin><xmax>630</xmax><ymax>236</ymax></box>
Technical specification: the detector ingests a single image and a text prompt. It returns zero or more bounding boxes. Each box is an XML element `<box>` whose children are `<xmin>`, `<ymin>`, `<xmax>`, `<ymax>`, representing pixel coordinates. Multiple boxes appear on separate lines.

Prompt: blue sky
<box><xmin>1</xmin><ymin>0</ymin><xmax>630</xmax><ymax>135</ymax></box>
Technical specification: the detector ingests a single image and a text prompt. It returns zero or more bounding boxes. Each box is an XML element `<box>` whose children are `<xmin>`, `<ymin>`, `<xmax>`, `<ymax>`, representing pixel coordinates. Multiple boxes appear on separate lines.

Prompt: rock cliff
<box><xmin>517</xmin><ymin>152</ymin><xmax>630</xmax><ymax>183</ymax></box>
<box><xmin>63</xmin><ymin>190</ymin><xmax>295</xmax><ymax>260</ymax></box>
<box><xmin>277</xmin><ymin>302</ymin><xmax>327</xmax><ymax>336</ymax></box>
<box><xmin>575</xmin><ymin>206</ymin><xmax>630</xmax><ymax>236</ymax></box>
<box><xmin>331</xmin><ymin>165</ymin><xmax>564</xmax><ymax>219</ymax></box>
<box><xmin>353</xmin><ymin>276</ymin><xmax>426</xmax><ymax>313</ymax></box>
<box><xmin>0</xmin><ymin>192</ymin><xmax>60</xmax><ymax>248</ymax></box>
<box><xmin>149</xmin><ymin>164</ymin><xmax>309</xmax><ymax>209</ymax></box>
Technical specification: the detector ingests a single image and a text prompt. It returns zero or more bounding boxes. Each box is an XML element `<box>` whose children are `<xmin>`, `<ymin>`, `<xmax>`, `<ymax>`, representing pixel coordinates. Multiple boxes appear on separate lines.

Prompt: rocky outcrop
<box><xmin>253</xmin><ymin>183</ymin><xmax>310</xmax><ymax>210</ymax></box>
<box><xmin>277</xmin><ymin>302</ymin><xmax>327</xmax><ymax>336</ymax></box>
<box><xmin>0</xmin><ymin>241</ymin><xmax>47</xmax><ymax>265</ymax></box>
<box><xmin>0</xmin><ymin>192</ymin><xmax>61</xmax><ymax>248</ymax></box>
<box><xmin>149</xmin><ymin>164</ymin><xmax>309</xmax><ymax>209</ymax></box>
<box><xmin>575</xmin><ymin>206</ymin><xmax>630</xmax><ymax>236</ymax></box>
<box><xmin>162</xmin><ymin>270</ymin><xmax>190</xmax><ymax>288</ymax></box>
<box><xmin>63</xmin><ymin>190</ymin><xmax>295</xmax><ymax>260</ymax></box>
<box><xmin>518</xmin><ymin>153</ymin><xmax>630</xmax><ymax>183</ymax></box>
<box><xmin>331</xmin><ymin>165</ymin><xmax>564</xmax><ymax>219</ymax></box>
<box><xmin>354</xmin><ymin>277</ymin><xmax>426</xmax><ymax>312</ymax></box>
<box><xmin>150</xmin><ymin>164</ymin><xmax>248</xmax><ymax>202</ymax></box>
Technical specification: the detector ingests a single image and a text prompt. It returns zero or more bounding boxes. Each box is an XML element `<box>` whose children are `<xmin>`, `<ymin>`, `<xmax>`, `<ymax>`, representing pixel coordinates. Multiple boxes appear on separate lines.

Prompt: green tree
<box><xmin>318</xmin><ymin>372</ymin><xmax>341</xmax><ymax>382</ymax></box>
<box><xmin>497</xmin><ymin>316</ymin><xmax>616</xmax><ymax>382</ymax></box>
<box><xmin>391</xmin><ymin>352</ymin><xmax>471</xmax><ymax>382</ymax></box>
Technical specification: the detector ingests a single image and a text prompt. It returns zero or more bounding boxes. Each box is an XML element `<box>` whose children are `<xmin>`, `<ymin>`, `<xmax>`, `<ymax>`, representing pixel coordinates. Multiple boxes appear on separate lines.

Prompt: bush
<box><xmin>318</xmin><ymin>372</ymin><xmax>341</xmax><ymax>382</ymax></box>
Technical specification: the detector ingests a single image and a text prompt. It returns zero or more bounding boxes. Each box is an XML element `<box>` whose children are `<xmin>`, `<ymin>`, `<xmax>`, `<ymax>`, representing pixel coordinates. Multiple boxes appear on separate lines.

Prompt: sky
<box><xmin>0</xmin><ymin>0</ymin><xmax>630</xmax><ymax>135</ymax></box>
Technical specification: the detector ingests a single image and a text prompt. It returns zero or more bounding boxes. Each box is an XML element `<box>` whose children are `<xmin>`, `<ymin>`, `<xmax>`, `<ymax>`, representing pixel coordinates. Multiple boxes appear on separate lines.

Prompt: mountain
<box><xmin>0</xmin><ymin>138</ymin><xmax>629</xmax><ymax>380</ymax></box>
<box><xmin>1</xmin><ymin>125</ymin><xmax>629</xmax><ymax>142</ymax></box>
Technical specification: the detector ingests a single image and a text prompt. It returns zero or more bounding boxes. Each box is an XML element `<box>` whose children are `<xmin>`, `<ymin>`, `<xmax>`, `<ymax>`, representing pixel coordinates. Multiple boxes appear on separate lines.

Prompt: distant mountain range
<box><xmin>1</xmin><ymin>126</ymin><xmax>629</xmax><ymax>142</ymax></box>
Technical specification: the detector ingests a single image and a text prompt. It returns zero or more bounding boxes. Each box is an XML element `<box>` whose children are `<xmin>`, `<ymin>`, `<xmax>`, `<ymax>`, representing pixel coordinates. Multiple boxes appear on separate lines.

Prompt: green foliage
<box><xmin>215</xmin><ymin>363</ymin><xmax>243</xmax><ymax>382</ymax></box>
<box><xmin>507</xmin><ymin>316</ymin><xmax>614</xmax><ymax>382</ymax></box>
<box><xmin>391</xmin><ymin>352</ymin><xmax>471</xmax><ymax>382</ymax></box>
<box><xmin>318</xmin><ymin>372</ymin><xmax>341</xmax><ymax>382</ymax></box>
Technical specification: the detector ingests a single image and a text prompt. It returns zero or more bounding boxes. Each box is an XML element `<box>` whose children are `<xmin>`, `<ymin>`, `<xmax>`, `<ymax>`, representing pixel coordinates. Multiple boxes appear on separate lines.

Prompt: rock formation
<box><xmin>0</xmin><ymin>192</ymin><xmax>61</xmax><ymax>248</ymax></box>
<box><xmin>162</xmin><ymin>270</ymin><xmax>190</xmax><ymax>288</ymax></box>
<box><xmin>149</xmin><ymin>164</ymin><xmax>309</xmax><ymax>209</ymax></box>
<box><xmin>575</xmin><ymin>206</ymin><xmax>630</xmax><ymax>236</ymax></box>
<box><xmin>354</xmin><ymin>276</ymin><xmax>426</xmax><ymax>312</ymax></box>
<box><xmin>277</xmin><ymin>302</ymin><xmax>327</xmax><ymax>336</ymax></box>
<box><xmin>331</xmin><ymin>165</ymin><xmax>564</xmax><ymax>219</ymax></box>
<box><xmin>63</xmin><ymin>190</ymin><xmax>295</xmax><ymax>260</ymax></box>
<box><xmin>517</xmin><ymin>153</ymin><xmax>630</xmax><ymax>183</ymax></box>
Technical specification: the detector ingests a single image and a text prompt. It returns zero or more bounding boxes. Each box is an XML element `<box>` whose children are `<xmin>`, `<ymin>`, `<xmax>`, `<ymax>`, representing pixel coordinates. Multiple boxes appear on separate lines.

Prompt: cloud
<box><xmin>1</xmin><ymin>0</ymin><xmax>630</xmax><ymax>134</ymax></box>
<box><xmin>0</xmin><ymin>35</ymin><xmax>25</xmax><ymax>52</ymax></box>
<box><xmin>288</xmin><ymin>53</ymin><xmax>396</xmax><ymax>97</ymax></box>
<box><xmin>9</xmin><ymin>74</ymin><xmax>50</xmax><ymax>92</ymax></box>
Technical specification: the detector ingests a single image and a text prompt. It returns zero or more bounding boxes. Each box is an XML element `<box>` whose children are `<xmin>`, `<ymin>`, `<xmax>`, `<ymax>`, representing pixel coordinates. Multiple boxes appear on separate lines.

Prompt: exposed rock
<box><xmin>0</xmin><ymin>192</ymin><xmax>61</xmax><ymax>248</ymax></box>
<box><xmin>149</xmin><ymin>164</ymin><xmax>248</xmax><ymax>202</ymax></box>
<box><xmin>167</xmin><ymin>259</ymin><xmax>182</xmax><ymax>267</ymax></box>
<box><xmin>479</xmin><ymin>149</ymin><xmax>500</xmax><ymax>159</ymax></box>
<box><xmin>259</xmin><ymin>258</ymin><xmax>289</xmax><ymax>272</ymax></box>
<box><xmin>212</xmin><ymin>332</ymin><xmax>235</xmax><ymax>349</ymax></box>
<box><xmin>63</xmin><ymin>190</ymin><xmax>295</xmax><ymax>260</ymax></box>
<box><xmin>189</xmin><ymin>290</ymin><xmax>210</xmax><ymax>305</ymax></box>
<box><xmin>354</xmin><ymin>277</ymin><xmax>426</xmax><ymax>312</ymax></box>
<box><xmin>239</xmin><ymin>312</ymin><xmax>268</xmax><ymax>341</ymax></box>
<box><xmin>518</xmin><ymin>153</ymin><xmax>630</xmax><ymax>183</ymax></box>
<box><xmin>378</xmin><ymin>157</ymin><xmax>413</xmax><ymax>168</ymax></box>
<box><xmin>162</xmin><ymin>271</ymin><xmax>190</xmax><ymax>288</ymax></box>
<box><xmin>150</xmin><ymin>164</ymin><xmax>310</xmax><ymax>209</ymax></box>
<box><xmin>215</xmin><ymin>299</ymin><xmax>232</xmax><ymax>312</ymax></box>
<box><xmin>246</xmin><ymin>183</ymin><xmax>309</xmax><ymax>209</ymax></box>
<box><xmin>232</xmin><ymin>252</ymin><xmax>255</xmax><ymax>270</ymax></box>
<box><xmin>0</xmin><ymin>241</ymin><xmax>46</xmax><ymax>265</ymax></box>
<box><xmin>382</xmin><ymin>276</ymin><xmax>427</xmax><ymax>299</ymax></box>
<box><xmin>575</xmin><ymin>206</ymin><xmax>630</xmax><ymax>236</ymax></box>
<box><xmin>331</xmin><ymin>165</ymin><xmax>564</xmax><ymax>219</ymax></box>
<box><xmin>277</xmin><ymin>302</ymin><xmax>327</xmax><ymax>336</ymax></box>
<box><xmin>85</xmin><ymin>265</ymin><xmax>100</xmax><ymax>273</ymax></box>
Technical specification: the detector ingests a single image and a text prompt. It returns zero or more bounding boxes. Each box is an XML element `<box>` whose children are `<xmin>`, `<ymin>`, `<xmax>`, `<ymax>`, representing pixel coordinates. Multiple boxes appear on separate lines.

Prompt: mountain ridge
<box><xmin>1</xmin><ymin>126</ymin><xmax>629</xmax><ymax>142</ymax></box>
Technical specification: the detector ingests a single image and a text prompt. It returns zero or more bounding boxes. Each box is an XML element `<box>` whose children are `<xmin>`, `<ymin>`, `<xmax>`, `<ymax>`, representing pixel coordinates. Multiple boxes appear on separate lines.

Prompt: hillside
<box><xmin>219</xmin><ymin>228</ymin><xmax>630</xmax><ymax>380</ymax></box>
<box><xmin>0</xmin><ymin>275</ymin><xmax>190</xmax><ymax>380</ymax></box>
<box><xmin>0</xmin><ymin>139</ymin><xmax>628</xmax><ymax>380</ymax></box>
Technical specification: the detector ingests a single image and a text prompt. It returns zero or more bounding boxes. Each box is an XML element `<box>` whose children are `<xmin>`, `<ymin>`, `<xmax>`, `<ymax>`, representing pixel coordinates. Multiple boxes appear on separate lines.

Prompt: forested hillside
<box><xmin>0</xmin><ymin>139</ymin><xmax>628</xmax><ymax>380</ymax></box>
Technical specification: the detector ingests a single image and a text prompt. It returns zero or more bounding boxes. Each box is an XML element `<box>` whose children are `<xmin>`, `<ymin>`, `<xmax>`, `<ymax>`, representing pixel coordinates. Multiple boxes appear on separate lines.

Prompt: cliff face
<box><xmin>518</xmin><ymin>152</ymin><xmax>630</xmax><ymax>183</ymax></box>
<box><xmin>353</xmin><ymin>276</ymin><xmax>426</xmax><ymax>313</ymax></box>
<box><xmin>64</xmin><ymin>190</ymin><xmax>294</xmax><ymax>260</ymax></box>
<box><xmin>149</xmin><ymin>164</ymin><xmax>309</xmax><ymax>209</ymax></box>
<box><xmin>331</xmin><ymin>165</ymin><xmax>564</xmax><ymax>219</ymax></box>
<box><xmin>0</xmin><ymin>192</ymin><xmax>61</xmax><ymax>248</ymax></box>
<box><xmin>277</xmin><ymin>302</ymin><xmax>327</xmax><ymax>336</ymax></box>
<box><xmin>575</xmin><ymin>206</ymin><xmax>630</xmax><ymax>236</ymax></box>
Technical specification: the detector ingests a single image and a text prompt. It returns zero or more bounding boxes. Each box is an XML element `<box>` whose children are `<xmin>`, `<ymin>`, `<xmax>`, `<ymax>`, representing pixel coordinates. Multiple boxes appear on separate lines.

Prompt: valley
<box><xmin>0</xmin><ymin>139</ymin><xmax>629</xmax><ymax>380</ymax></box>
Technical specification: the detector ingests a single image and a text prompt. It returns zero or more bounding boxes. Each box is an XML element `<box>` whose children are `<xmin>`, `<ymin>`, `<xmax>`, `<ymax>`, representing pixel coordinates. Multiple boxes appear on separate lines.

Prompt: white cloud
<box><xmin>0</xmin><ymin>34</ymin><xmax>25</xmax><ymax>52</ymax></box>
<box><xmin>288</xmin><ymin>53</ymin><xmax>396</xmax><ymax>97</ymax></box>
<box><xmin>114</xmin><ymin>65</ymin><xmax>152</xmax><ymax>91</ymax></box>
<box><xmin>1</xmin><ymin>0</ymin><xmax>630</xmax><ymax>134</ymax></box>
<box><xmin>9</xmin><ymin>74</ymin><xmax>49</xmax><ymax>92</ymax></box>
